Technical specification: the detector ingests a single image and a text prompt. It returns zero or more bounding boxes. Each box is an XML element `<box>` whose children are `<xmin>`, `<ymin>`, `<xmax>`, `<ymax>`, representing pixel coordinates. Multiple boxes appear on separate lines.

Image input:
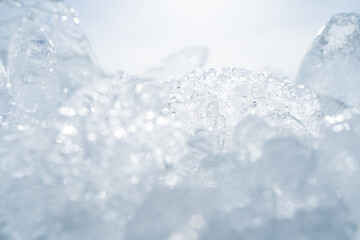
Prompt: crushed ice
<box><xmin>0</xmin><ymin>1</ymin><xmax>360</xmax><ymax>239</ymax></box>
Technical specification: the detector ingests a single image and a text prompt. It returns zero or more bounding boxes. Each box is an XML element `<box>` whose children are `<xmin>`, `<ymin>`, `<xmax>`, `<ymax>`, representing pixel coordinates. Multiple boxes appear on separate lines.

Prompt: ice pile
<box><xmin>0</xmin><ymin>2</ymin><xmax>360</xmax><ymax>240</ymax></box>
<box><xmin>170</xmin><ymin>68</ymin><xmax>320</xmax><ymax>152</ymax></box>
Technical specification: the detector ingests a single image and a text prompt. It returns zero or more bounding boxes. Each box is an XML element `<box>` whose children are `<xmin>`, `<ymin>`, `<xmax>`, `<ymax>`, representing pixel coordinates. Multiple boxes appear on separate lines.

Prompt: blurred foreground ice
<box><xmin>0</xmin><ymin>1</ymin><xmax>360</xmax><ymax>239</ymax></box>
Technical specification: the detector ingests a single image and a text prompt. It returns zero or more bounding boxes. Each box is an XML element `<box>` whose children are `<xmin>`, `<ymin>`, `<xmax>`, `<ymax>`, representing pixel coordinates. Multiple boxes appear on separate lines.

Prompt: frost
<box><xmin>0</xmin><ymin>1</ymin><xmax>360</xmax><ymax>240</ymax></box>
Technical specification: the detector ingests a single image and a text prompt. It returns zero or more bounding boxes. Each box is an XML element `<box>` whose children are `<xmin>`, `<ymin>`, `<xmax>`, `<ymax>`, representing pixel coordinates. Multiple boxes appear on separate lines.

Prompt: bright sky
<box><xmin>65</xmin><ymin>0</ymin><xmax>360</xmax><ymax>79</ymax></box>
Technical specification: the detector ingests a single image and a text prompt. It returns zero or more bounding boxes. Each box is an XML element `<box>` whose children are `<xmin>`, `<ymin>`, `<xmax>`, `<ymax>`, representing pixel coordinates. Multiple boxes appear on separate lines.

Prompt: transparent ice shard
<box><xmin>297</xmin><ymin>13</ymin><xmax>360</xmax><ymax>107</ymax></box>
<box><xmin>8</xmin><ymin>21</ymin><xmax>60</xmax><ymax>119</ymax></box>
<box><xmin>144</xmin><ymin>47</ymin><xmax>208</xmax><ymax>79</ymax></box>
<box><xmin>0</xmin><ymin>0</ymin><xmax>102</xmax><ymax>94</ymax></box>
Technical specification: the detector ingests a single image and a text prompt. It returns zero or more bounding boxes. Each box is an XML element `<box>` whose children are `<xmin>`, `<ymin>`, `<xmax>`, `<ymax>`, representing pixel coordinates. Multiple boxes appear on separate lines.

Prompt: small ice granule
<box><xmin>97</xmin><ymin>191</ymin><xmax>107</xmax><ymax>199</ymax></box>
<box><xmin>164</xmin><ymin>173</ymin><xmax>178</xmax><ymax>188</ymax></box>
<box><xmin>60</xmin><ymin>106</ymin><xmax>75</xmax><ymax>116</ymax></box>
<box><xmin>189</xmin><ymin>214</ymin><xmax>205</xmax><ymax>230</ymax></box>
<box><xmin>87</xmin><ymin>133</ymin><xmax>96</xmax><ymax>142</ymax></box>
<box><xmin>156</xmin><ymin>116</ymin><xmax>169</xmax><ymax>125</ymax></box>
<box><xmin>73</xmin><ymin>17</ymin><xmax>80</xmax><ymax>24</ymax></box>
<box><xmin>146</xmin><ymin>111</ymin><xmax>155</xmax><ymax>120</ymax></box>
<box><xmin>130</xmin><ymin>176</ymin><xmax>139</xmax><ymax>185</ymax></box>
<box><xmin>114</xmin><ymin>128</ymin><xmax>125</xmax><ymax>138</ymax></box>
<box><xmin>308</xmin><ymin>177</ymin><xmax>317</xmax><ymax>185</ymax></box>
<box><xmin>62</xmin><ymin>125</ymin><xmax>78</xmax><ymax>135</ymax></box>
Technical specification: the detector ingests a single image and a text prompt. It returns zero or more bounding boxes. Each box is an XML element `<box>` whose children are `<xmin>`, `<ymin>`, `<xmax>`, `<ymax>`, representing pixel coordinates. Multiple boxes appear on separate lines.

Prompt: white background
<box><xmin>65</xmin><ymin>0</ymin><xmax>360</xmax><ymax>79</ymax></box>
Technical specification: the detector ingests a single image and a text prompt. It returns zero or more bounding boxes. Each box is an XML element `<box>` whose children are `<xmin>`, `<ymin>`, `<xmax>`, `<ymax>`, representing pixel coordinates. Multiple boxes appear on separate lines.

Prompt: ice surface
<box><xmin>297</xmin><ymin>13</ymin><xmax>360</xmax><ymax>107</ymax></box>
<box><xmin>1</xmin><ymin>2</ymin><xmax>360</xmax><ymax>240</ymax></box>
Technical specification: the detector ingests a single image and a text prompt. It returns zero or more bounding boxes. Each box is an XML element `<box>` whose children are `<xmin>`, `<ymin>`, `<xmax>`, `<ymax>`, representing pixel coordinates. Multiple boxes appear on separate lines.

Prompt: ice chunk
<box><xmin>7</xmin><ymin>21</ymin><xmax>60</xmax><ymax>119</ymax></box>
<box><xmin>297</xmin><ymin>13</ymin><xmax>360</xmax><ymax>107</ymax></box>
<box><xmin>233</xmin><ymin>116</ymin><xmax>291</xmax><ymax>162</ymax></box>
<box><xmin>228</xmin><ymin>136</ymin><xmax>315</xmax><ymax>215</ymax></box>
<box><xmin>170</xmin><ymin>68</ymin><xmax>320</xmax><ymax>150</ymax></box>
<box><xmin>317</xmin><ymin>108</ymin><xmax>360</xmax><ymax>222</ymax></box>
<box><xmin>0</xmin><ymin>0</ymin><xmax>101</xmax><ymax>94</ymax></box>
<box><xmin>257</xmin><ymin>138</ymin><xmax>314</xmax><ymax>199</ymax></box>
<box><xmin>144</xmin><ymin>47</ymin><xmax>208</xmax><ymax>79</ymax></box>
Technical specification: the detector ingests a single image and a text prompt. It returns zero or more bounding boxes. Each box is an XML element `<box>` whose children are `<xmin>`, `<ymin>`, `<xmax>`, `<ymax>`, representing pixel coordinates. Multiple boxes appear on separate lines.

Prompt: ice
<box><xmin>0</xmin><ymin>0</ymin><xmax>101</xmax><ymax>95</ymax></box>
<box><xmin>8</xmin><ymin>21</ymin><xmax>60</xmax><ymax>119</ymax></box>
<box><xmin>297</xmin><ymin>13</ymin><xmax>360</xmax><ymax>107</ymax></box>
<box><xmin>317</xmin><ymin>109</ymin><xmax>360</xmax><ymax>225</ymax></box>
<box><xmin>0</xmin><ymin>72</ymin><xmax>186</xmax><ymax>239</ymax></box>
<box><xmin>233</xmin><ymin>116</ymin><xmax>291</xmax><ymax>162</ymax></box>
<box><xmin>1</xmin><ymin>2</ymin><xmax>360</xmax><ymax>240</ymax></box>
<box><xmin>238</xmin><ymin>208</ymin><xmax>355</xmax><ymax>240</ymax></box>
<box><xmin>170</xmin><ymin>68</ymin><xmax>320</xmax><ymax>150</ymax></box>
<box><xmin>0</xmin><ymin>59</ymin><xmax>11</xmax><ymax>119</ymax></box>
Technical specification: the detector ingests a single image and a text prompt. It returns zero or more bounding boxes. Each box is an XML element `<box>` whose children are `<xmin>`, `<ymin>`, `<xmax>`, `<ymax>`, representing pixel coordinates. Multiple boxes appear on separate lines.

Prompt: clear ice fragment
<box><xmin>297</xmin><ymin>13</ymin><xmax>360</xmax><ymax>107</ymax></box>
<box><xmin>0</xmin><ymin>0</ymin><xmax>101</xmax><ymax>94</ymax></box>
<box><xmin>8</xmin><ymin>21</ymin><xmax>60</xmax><ymax>118</ymax></box>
